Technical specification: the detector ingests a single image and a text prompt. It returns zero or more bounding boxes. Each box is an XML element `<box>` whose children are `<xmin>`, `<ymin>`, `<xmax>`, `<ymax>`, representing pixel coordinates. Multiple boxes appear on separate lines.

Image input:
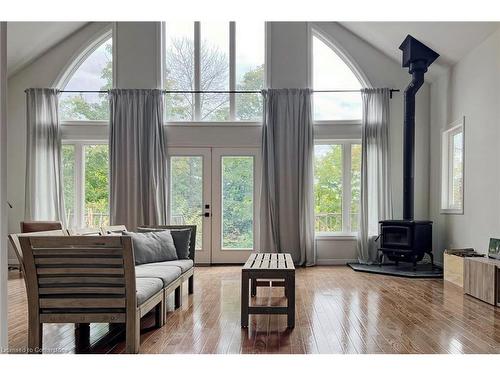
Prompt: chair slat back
<box><xmin>19</xmin><ymin>236</ymin><xmax>136</xmax><ymax>321</ymax></box>
<box><xmin>8</xmin><ymin>230</ymin><xmax>68</xmax><ymax>273</ymax></box>
<box><xmin>21</xmin><ymin>221</ymin><xmax>63</xmax><ymax>233</ymax></box>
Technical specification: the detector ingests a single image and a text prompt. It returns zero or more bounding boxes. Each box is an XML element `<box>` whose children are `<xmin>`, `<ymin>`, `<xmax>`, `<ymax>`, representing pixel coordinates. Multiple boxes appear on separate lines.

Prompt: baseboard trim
<box><xmin>316</xmin><ymin>258</ymin><xmax>357</xmax><ymax>266</ymax></box>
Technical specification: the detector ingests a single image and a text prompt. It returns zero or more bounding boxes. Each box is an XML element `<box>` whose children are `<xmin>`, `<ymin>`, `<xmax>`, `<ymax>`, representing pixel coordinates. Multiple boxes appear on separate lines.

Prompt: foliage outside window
<box><xmin>314</xmin><ymin>142</ymin><xmax>361</xmax><ymax>234</ymax></box>
<box><xmin>62</xmin><ymin>143</ymin><xmax>109</xmax><ymax>229</ymax></box>
<box><xmin>221</xmin><ymin>156</ymin><xmax>254</xmax><ymax>249</ymax></box>
<box><xmin>164</xmin><ymin>21</ymin><xmax>264</xmax><ymax>122</ymax></box>
<box><xmin>169</xmin><ymin>156</ymin><xmax>204</xmax><ymax>250</ymax></box>
<box><xmin>312</xmin><ymin>34</ymin><xmax>362</xmax><ymax>121</ymax></box>
<box><xmin>59</xmin><ymin>37</ymin><xmax>112</xmax><ymax>121</ymax></box>
<box><xmin>441</xmin><ymin>119</ymin><xmax>464</xmax><ymax>214</ymax></box>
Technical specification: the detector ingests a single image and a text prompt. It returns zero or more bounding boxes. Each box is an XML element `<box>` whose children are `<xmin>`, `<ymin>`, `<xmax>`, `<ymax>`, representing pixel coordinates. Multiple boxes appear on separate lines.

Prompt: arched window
<box><xmin>311</xmin><ymin>32</ymin><xmax>365</xmax><ymax>235</ymax></box>
<box><xmin>59</xmin><ymin>33</ymin><xmax>112</xmax><ymax>229</ymax></box>
<box><xmin>312</xmin><ymin>34</ymin><xmax>362</xmax><ymax>121</ymax></box>
<box><xmin>59</xmin><ymin>36</ymin><xmax>112</xmax><ymax>121</ymax></box>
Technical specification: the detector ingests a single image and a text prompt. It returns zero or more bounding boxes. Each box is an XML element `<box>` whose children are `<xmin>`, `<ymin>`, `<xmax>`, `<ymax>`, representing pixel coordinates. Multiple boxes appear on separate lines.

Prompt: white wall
<box><xmin>6</xmin><ymin>21</ymin><xmax>431</xmax><ymax>265</ymax></box>
<box><xmin>6</xmin><ymin>22</ymin><xmax>111</xmax><ymax>262</ymax></box>
<box><xmin>0</xmin><ymin>21</ymin><xmax>8</xmax><ymax>351</ymax></box>
<box><xmin>429</xmin><ymin>28</ymin><xmax>500</xmax><ymax>262</ymax></box>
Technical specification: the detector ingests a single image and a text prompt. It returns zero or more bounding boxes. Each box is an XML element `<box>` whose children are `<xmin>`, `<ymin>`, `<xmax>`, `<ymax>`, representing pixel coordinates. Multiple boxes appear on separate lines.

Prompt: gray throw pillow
<box><xmin>123</xmin><ymin>230</ymin><xmax>178</xmax><ymax>265</ymax></box>
<box><xmin>137</xmin><ymin>227</ymin><xmax>192</xmax><ymax>260</ymax></box>
<box><xmin>170</xmin><ymin>229</ymin><xmax>192</xmax><ymax>259</ymax></box>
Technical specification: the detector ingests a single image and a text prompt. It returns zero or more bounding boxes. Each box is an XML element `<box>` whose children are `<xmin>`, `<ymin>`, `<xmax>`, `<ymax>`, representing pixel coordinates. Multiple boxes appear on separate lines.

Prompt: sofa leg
<box><xmin>125</xmin><ymin>313</ymin><xmax>140</xmax><ymax>354</ymax></box>
<box><xmin>155</xmin><ymin>300</ymin><xmax>165</xmax><ymax>328</ymax></box>
<box><xmin>75</xmin><ymin>323</ymin><xmax>90</xmax><ymax>350</ymax></box>
<box><xmin>188</xmin><ymin>274</ymin><xmax>194</xmax><ymax>295</ymax></box>
<box><xmin>174</xmin><ymin>284</ymin><xmax>183</xmax><ymax>309</ymax></box>
<box><xmin>28</xmin><ymin>320</ymin><xmax>43</xmax><ymax>354</ymax></box>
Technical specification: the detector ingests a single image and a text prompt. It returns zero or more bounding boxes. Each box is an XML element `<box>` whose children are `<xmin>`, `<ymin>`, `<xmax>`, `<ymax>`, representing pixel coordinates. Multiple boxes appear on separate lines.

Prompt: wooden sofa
<box><xmin>103</xmin><ymin>225</ymin><xmax>196</xmax><ymax>309</ymax></box>
<box><xmin>9</xmin><ymin>224</ymin><xmax>196</xmax><ymax>354</ymax></box>
<box><xmin>18</xmin><ymin>235</ymin><xmax>164</xmax><ymax>353</ymax></box>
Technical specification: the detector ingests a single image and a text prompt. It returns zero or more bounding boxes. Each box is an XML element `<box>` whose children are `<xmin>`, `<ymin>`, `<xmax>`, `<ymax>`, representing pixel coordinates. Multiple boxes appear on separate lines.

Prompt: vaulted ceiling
<box><xmin>340</xmin><ymin>22</ymin><xmax>500</xmax><ymax>79</ymax></box>
<box><xmin>7</xmin><ymin>21</ymin><xmax>500</xmax><ymax>80</ymax></box>
<box><xmin>7</xmin><ymin>22</ymin><xmax>87</xmax><ymax>76</ymax></box>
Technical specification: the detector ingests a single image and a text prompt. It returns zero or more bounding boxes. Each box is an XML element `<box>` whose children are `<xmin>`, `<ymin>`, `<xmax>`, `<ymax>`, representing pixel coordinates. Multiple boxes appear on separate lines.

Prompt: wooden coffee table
<box><xmin>241</xmin><ymin>253</ymin><xmax>295</xmax><ymax>328</ymax></box>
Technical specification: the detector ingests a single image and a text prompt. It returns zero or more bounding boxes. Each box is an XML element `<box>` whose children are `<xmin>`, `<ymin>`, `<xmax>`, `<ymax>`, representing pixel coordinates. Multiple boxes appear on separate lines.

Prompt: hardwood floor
<box><xmin>7</xmin><ymin>266</ymin><xmax>500</xmax><ymax>354</ymax></box>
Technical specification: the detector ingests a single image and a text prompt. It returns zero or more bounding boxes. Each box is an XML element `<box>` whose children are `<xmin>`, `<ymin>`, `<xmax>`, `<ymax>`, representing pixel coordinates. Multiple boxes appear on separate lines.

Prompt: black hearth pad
<box><xmin>347</xmin><ymin>262</ymin><xmax>443</xmax><ymax>278</ymax></box>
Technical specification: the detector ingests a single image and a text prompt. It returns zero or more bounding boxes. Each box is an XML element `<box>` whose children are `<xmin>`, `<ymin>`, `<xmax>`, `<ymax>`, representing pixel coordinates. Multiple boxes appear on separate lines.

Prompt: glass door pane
<box><xmin>170</xmin><ymin>156</ymin><xmax>204</xmax><ymax>249</ymax></box>
<box><xmin>211</xmin><ymin>148</ymin><xmax>260</xmax><ymax>264</ymax></box>
<box><xmin>221</xmin><ymin>156</ymin><xmax>254</xmax><ymax>249</ymax></box>
<box><xmin>169</xmin><ymin>148</ymin><xmax>212</xmax><ymax>264</ymax></box>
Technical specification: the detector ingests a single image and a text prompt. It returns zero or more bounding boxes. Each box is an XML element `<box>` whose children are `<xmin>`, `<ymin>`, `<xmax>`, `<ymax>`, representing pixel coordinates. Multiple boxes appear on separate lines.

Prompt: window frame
<box><xmin>56</xmin><ymin>28</ymin><xmax>113</xmax><ymax>229</ymax></box>
<box><xmin>62</xmin><ymin>140</ymin><xmax>109</xmax><ymax>229</ymax></box>
<box><xmin>314</xmin><ymin>139</ymin><xmax>361</xmax><ymax>238</ymax></box>
<box><xmin>56</xmin><ymin>28</ymin><xmax>113</xmax><ymax>126</ymax></box>
<box><xmin>441</xmin><ymin>118</ymin><xmax>465</xmax><ymax>215</ymax></box>
<box><xmin>308</xmin><ymin>26</ymin><xmax>369</xmax><ymax>126</ymax></box>
<box><xmin>162</xmin><ymin>21</ymin><xmax>265</xmax><ymax>125</ymax></box>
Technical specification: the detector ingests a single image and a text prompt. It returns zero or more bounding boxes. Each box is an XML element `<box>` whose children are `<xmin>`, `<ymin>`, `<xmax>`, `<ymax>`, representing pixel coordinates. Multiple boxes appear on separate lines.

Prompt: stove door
<box><xmin>381</xmin><ymin>226</ymin><xmax>412</xmax><ymax>248</ymax></box>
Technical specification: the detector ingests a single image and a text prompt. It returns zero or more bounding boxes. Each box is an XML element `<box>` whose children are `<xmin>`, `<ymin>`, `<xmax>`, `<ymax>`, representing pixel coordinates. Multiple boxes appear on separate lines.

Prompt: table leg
<box><xmin>287</xmin><ymin>273</ymin><xmax>295</xmax><ymax>328</ymax></box>
<box><xmin>251</xmin><ymin>277</ymin><xmax>257</xmax><ymax>297</ymax></box>
<box><xmin>241</xmin><ymin>272</ymin><xmax>250</xmax><ymax>328</ymax></box>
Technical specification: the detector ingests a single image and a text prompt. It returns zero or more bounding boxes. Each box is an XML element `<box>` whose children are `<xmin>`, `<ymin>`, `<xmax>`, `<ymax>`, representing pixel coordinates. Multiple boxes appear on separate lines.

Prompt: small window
<box><xmin>314</xmin><ymin>141</ymin><xmax>361</xmax><ymax>235</ymax></box>
<box><xmin>312</xmin><ymin>34</ymin><xmax>362</xmax><ymax>121</ymax></box>
<box><xmin>164</xmin><ymin>22</ymin><xmax>265</xmax><ymax>122</ymax></box>
<box><xmin>63</xmin><ymin>143</ymin><xmax>110</xmax><ymax>228</ymax></box>
<box><xmin>59</xmin><ymin>36</ymin><xmax>112</xmax><ymax>122</ymax></box>
<box><xmin>441</xmin><ymin>118</ymin><xmax>464</xmax><ymax>214</ymax></box>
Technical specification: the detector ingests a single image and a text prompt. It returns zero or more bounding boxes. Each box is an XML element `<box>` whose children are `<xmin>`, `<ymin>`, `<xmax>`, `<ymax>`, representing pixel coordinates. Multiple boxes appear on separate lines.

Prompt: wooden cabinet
<box><xmin>444</xmin><ymin>253</ymin><xmax>465</xmax><ymax>287</ymax></box>
<box><xmin>464</xmin><ymin>257</ymin><xmax>499</xmax><ymax>306</ymax></box>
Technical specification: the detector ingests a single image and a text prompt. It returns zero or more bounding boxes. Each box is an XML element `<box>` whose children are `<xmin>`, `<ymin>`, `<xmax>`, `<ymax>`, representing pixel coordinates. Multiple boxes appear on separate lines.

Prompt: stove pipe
<box><xmin>399</xmin><ymin>35</ymin><xmax>439</xmax><ymax>220</ymax></box>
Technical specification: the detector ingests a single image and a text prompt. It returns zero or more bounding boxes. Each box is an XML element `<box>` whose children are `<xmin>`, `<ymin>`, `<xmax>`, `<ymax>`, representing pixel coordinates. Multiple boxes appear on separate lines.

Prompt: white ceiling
<box><xmin>7</xmin><ymin>22</ymin><xmax>87</xmax><ymax>76</ymax></box>
<box><xmin>6</xmin><ymin>22</ymin><xmax>500</xmax><ymax>80</ymax></box>
<box><xmin>340</xmin><ymin>22</ymin><xmax>500</xmax><ymax>79</ymax></box>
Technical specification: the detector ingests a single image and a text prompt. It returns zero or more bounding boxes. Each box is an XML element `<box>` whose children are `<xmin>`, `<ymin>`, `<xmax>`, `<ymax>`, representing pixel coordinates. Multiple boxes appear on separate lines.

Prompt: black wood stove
<box><xmin>378</xmin><ymin>35</ymin><xmax>439</xmax><ymax>269</ymax></box>
<box><xmin>378</xmin><ymin>220</ymin><xmax>433</xmax><ymax>267</ymax></box>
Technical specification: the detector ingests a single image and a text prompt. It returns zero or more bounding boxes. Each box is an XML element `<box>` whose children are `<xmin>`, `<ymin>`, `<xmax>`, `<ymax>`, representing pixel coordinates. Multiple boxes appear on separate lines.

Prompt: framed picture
<box><xmin>488</xmin><ymin>238</ymin><xmax>500</xmax><ymax>260</ymax></box>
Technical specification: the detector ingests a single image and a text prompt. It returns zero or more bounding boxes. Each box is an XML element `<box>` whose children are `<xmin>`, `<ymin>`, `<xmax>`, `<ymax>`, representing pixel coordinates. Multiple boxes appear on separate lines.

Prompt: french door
<box><xmin>168</xmin><ymin>147</ymin><xmax>260</xmax><ymax>264</ymax></box>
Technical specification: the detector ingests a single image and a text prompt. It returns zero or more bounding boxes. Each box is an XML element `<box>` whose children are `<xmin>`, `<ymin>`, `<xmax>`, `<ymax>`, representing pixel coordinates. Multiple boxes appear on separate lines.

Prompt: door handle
<box><xmin>200</xmin><ymin>212</ymin><xmax>210</xmax><ymax>217</ymax></box>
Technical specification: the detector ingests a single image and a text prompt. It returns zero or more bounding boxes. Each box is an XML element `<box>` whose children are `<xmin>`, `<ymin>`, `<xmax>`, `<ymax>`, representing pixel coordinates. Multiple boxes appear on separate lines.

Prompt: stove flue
<box><xmin>378</xmin><ymin>36</ymin><xmax>439</xmax><ymax>269</ymax></box>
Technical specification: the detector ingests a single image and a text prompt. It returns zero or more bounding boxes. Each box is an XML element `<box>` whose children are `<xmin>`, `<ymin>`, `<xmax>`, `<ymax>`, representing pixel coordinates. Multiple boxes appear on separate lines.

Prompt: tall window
<box><xmin>164</xmin><ymin>22</ymin><xmax>265</xmax><ymax>122</ymax></box>
<box><xmin>59</xmin><ymin>36</ymin><xmax>112</xmax><ymax>121</ymax></box>
<box><xmin>441</xmin><ymin>119</ymin><xmax>464</xmax><ymax>214</ymax></box>
<box><xmin>59</xmin><ymin>33</ymin><xmax>112</xmax><ymax>229</ymax></box>
<box><xmin>314</xmin><ymin>141</ymin><xmax>361</xmax><ymax>234</ymax></box>
<box><xmin>312</xmin><ymin>34</ymin><xmax>362</xmax><ymax>121</ymax></box>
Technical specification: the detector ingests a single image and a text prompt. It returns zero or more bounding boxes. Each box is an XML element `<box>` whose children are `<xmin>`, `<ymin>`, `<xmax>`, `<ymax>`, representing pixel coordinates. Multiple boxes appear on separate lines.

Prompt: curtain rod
<box><xmin>54</xmin><ymin>89</ymin><xmax>401</xmax><ymax>95</ymax></box>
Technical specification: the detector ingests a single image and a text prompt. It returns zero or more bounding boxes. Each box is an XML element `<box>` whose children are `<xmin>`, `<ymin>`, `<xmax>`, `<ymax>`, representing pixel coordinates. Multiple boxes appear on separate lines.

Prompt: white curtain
<box><xmin>24</xmin><ymin>88</ymin><xmax>66</xmax><ymax>224</ymax></box>
<box><xmin>109</xmin><ymin>89</ymin><xmax>167</xmax><ymax>230</ymax></box>
<box><xmin>356</xmin><ymin>88</ymin><xmax>393</xmax><ymax>264</ymax></box>
<box><xmin>260</xmin><ymin>88</ymin><xmax>315</xmax><ymax>266</ymax></box>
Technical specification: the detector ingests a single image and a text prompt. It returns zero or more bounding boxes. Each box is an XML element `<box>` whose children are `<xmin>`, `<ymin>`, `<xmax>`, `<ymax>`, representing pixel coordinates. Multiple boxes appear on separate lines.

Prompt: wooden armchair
<box><xmin>8</xmin><ymin>229</ymin><xmax>68</xmax><ymax>276</ymax></box>
<box><xmin>18</xmin><ymin>235</ymin><xmax>164</xmax><ymax>354</ymax></box>
<box><xmin>21</xmin><ymin>221</ymin><xmax>63</xmax><ymax>233</ymax></box>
